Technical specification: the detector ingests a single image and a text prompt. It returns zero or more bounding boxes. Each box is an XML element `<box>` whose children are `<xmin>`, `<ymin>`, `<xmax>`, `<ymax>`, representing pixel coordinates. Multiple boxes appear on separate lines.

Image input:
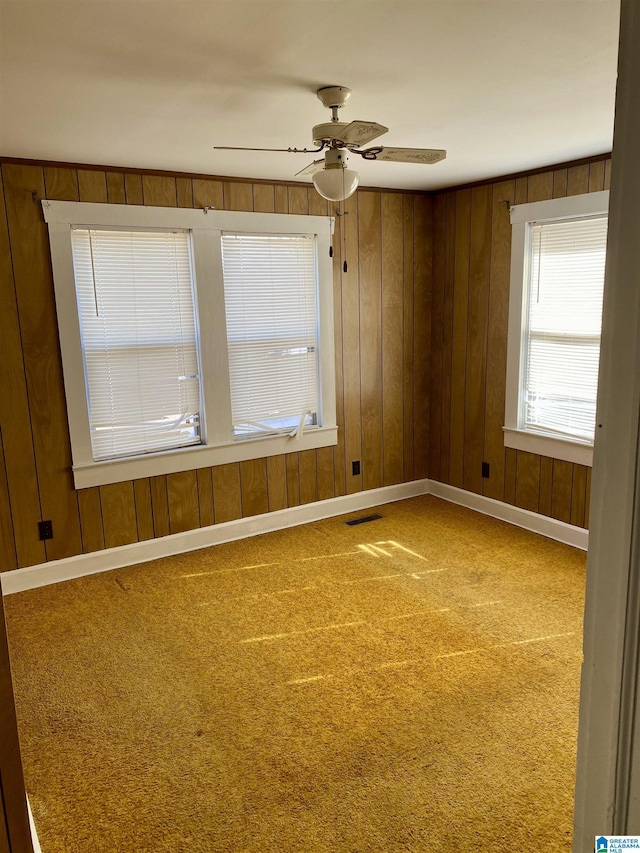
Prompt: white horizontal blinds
<box><xmin>525</xmin><ymin>214</ymin><xmax>607</xmax><ymax>441</ymax></box>
<box><xmin>221</xmin><ymin>233</ymin><xmax>319</xmax><ymax>437</ymax></box>
<box><xmin>71</xmin><ymin>228</ymin><xmax>201</xmax><ymax>461</ymax></box>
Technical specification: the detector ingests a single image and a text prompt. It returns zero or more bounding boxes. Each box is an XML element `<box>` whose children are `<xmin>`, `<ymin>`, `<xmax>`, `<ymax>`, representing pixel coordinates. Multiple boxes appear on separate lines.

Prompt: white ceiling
<box><xmin>0</xmin><ymin>0</ymin><xmax>620</xmax><ymax>192</ymax></box>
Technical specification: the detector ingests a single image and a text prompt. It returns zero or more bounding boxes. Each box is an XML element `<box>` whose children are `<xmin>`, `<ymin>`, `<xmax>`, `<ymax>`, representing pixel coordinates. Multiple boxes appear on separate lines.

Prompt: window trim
<box><xmin>43</xmin><ymin>200</ymin><xmax>337</xmax><ymax>489</ymax></box>
<box><xmin>504</xmin><ymin>190</ymin><xmax>609</xmax><ymax>468</ymax></box>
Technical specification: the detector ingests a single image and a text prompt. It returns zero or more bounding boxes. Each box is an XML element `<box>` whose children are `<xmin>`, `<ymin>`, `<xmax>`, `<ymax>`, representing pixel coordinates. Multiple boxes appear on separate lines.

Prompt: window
<box><xmin>505</xmin><ymin>190</ymin><xmax>609</xmax><ymax>466</ymax></box>
<box><xmin>44</xmin><ymin>201</ymin><xmax>336</xmax><ymax>488</ymax></box>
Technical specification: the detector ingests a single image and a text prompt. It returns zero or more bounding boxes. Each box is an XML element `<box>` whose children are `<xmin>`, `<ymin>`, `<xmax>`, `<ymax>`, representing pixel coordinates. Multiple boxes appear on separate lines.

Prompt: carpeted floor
<box><xmin>4</xmin><ymin>495</ymin><xmax>586</xmax><ymax>852</ymax></box>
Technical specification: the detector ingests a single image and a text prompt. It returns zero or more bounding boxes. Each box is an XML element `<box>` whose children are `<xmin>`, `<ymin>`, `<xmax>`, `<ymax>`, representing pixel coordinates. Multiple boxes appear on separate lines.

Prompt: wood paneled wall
<box><xmin>0</xmin><ymin>162</ymin><xmax>432</xmax><ymax>571</ymax></box>
<box><xmin>429</xmin><ymin>156</ymin><xmax>611</xmax><ymax>530</ymax></box>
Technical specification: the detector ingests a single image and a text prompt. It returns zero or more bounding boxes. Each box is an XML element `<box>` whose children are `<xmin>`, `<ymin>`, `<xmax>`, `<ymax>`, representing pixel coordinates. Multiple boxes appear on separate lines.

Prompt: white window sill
<box><xmin>73</xmin><ymin>426</ymin><xmax>338</xmax><ymax>489</ymax></box>
<box><xmin>503</xmin><ymin>426</ymin><xmax>593</xmax><ymax>467</ymax></box>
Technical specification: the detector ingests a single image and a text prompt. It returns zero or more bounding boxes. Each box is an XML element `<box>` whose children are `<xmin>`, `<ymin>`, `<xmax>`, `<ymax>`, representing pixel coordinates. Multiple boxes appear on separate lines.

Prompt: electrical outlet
<box><xmin>38</xmin><ymin>520</ymin><xmax>53</xmax><ymax>540</ymax></box>
<box><xmin>481</xmin><ymin>461</ymin><xmax>490</xmax><ymax>479</ymax></box>
<box><xmin>352</xmin><ymin>460</ymin><xmax>361</xmax><ymax>476</ymax></box>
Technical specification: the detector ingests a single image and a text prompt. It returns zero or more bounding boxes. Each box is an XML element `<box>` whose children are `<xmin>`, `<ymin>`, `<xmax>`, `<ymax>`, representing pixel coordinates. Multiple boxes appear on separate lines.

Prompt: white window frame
<box><xmin>504</xmin><ymin>190</ymin><xmax>609</xmax><ymax>467</ymax></box>
<box><xmin>43</xmin><ymin>200</ymin><xmax>337</xmax><ymax>489</ymax></box>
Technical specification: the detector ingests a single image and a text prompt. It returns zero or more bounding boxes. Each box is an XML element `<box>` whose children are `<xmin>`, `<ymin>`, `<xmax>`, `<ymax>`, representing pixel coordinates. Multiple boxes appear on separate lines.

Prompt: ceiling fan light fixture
<box><xmin>312</xmin><ymin>167</ymin><xmax>360</xmax><ymax>202</ymax></box>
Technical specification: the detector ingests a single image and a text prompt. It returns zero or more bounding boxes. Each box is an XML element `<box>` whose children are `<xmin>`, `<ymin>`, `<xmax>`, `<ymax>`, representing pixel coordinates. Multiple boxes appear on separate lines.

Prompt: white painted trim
<box><xmin>503</xmin><ymin>426</ymin><xmax>594</xmax><ymax>467</ymax></box>
<box><xmin>509</xmin><ymin>190</ymin><xmax>610</xmax><ymax>224</ymax></box>
<box><xmin>43</xmin><ymin>200</ymin><xmax>336</xmax><ymax>489</ymax></box>
<box><xmin>27</xmin><ymin>796</ymin><xmax>42</xmax><ymax>853</ymax></box>
<box><xmin>427</xmin><ymin>480</ymin><xmax>589</xmax><ymax>551</ymax></box>
<box><xmin>505</xmin><ymin>189</ymin><xmax>610</xmax><ymax>466</ymax></box>
<box><xmin>573</xmin><ymin>1</ymin><xmax>640</xmax><ymax>843</ymax></box>
<box><xmin>1</xmin><ymin>481</ymin><xmax>430</xmax><ymax>595</ymax></box>
<box><xmin>72</xmin><ymin>426</ymin><xmax>338</xmax><ymax>489</ymax></box>
<box><xmin>2</xmin><ymin>478</ymin><xmax>591</xmax><ymax>597</ymax></box>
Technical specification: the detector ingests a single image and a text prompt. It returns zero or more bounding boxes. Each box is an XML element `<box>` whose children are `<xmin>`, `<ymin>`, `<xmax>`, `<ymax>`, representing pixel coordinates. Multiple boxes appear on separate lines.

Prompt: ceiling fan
<box><xmin>214</xmin><ymin>86</ymin><xmax>446</xmax><ymax>202</ymax></box>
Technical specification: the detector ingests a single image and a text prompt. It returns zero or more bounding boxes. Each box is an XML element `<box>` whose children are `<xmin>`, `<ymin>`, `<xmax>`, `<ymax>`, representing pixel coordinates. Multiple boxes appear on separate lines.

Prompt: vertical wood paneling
<box><xmin>78</xmin><ymin>169</ymin><xmax>107</xmax><ymax>203</ymax></box>
<box><xmin>0</xmin><ymin>168</ymin><xmax>45</xmax><ymax>568</ymax></box>
<box><xmin>167</xmin><ymin>471</ymin><xmax>199</xmax><ymax>533</ymax></box>
<box><xmin>382</xmin><ymin>193</ymin><xmax>404</xmax><ymax>486</ymax></box>
<box><xmin>413</xmin><ymin>195</ymin><xmax>432</xmax><ymax>479</ymax></box>
<box><xmin>288</xmin><ymin>186</ymin><xmax>308</xmax><ymax>215</ymax></box>
<box><xmin>539</xmin><ymin>457</ymin><xmax>554</xmax><ymax>518</ymax></box>
<box><xmin>77</xmin><ymin>487</ymin><xmax>104</xmax><ymax>553</ymax></box>
<box><xmin>196</xmin><ymin>468</ymin><xmax>215</xmax><ymax>528</ymax></box>
<box><xmin>567</xmin><ymin>164</ymin><xmax>590</xmax><ymax>196</ymax></box>
<box><xmin>553</xmin><ymin>169</ymin><xmax>568</xmax><ymax>198</ymax></box>
<box><xmin>515</xmin><ymin>451</ymin><xmax>540</xmax><ymax>513</ymax></box>
<box><xmin>551</xmin><ymin>460</ymin><xmax>573</xmax><ymax>524</ymax></box>
<box><xmin>100</xmin><ymin>482</ymin><xmax>138</xmax><ymax>548</ymax></box>
<box><xmin>0</xmin><ymin>153</ymin><xmax>606</xmax><ymax>573</ymax></box>
<box><xmin>3</xmin><ymin>163</ymin><xmax>82</xmax><ymax>561</ymax></box>
<box><xmin>527</xmin><ymin>171</ymin><xmax>553</xmax><ymax>203</ymax></box>
<box><xmin>133</xmin><ymin>479</ymin><xmax>154</xmax><ymax>541</ymax></box>
<box><xmin>267</xmin><ymin>455</ymin><xmax>288</xmax><ymax>512</ymax></box>
<box><xmin>342</xmin><ymin>192</ymin><xmax>363</xmax><ymax>493</ymax></box>
<box><xmin>0</xmin><ymin>431</ymin><xmax>17</xmax><ymax>570</ymax></box>
<box><xmin>449</xmin><ymin>189</ymin><xmax>471</xmax><ymax>488</ymax></box>
<box><xmin>274</xmin><ymin>185</ymin><xmax>288</xmax><ymax>213</ymax></box>
<box><xmin>106</xmin><ymin>172</ymin><xmax>126</xmax><ymax>204</ymax></box>
<box><xmin>240</xmin><ymin>459</ymin><xmax>269</xmax><ymax>517</ymax></box>
<box><xmin>192</xmin><ymin>178</ymin><xmax>224</xmax><ymax>209</ymax></box>
<box><xmin>176</xmin><ymin>177</ymin><xmax>193</xmax><ymax>208</ymax></box>
<box><xmin>285</xmin><ymin>454</ymin><xmax>301</xmax><ymax>506</ymax></box>
<box><xmin>150</xmin><ymin>475</ymin><xmax>170</xmax><ymax>538</ymax></box>
<box><xmin>124</xmin><ymin>173</ymin><xmax>143</xmax><ymax>204</ymax></box>
<box><xmin>330</xmin><ymin>200</ymin><xmax>347</xmax><ymax>498</ymax></box>
<box><xmin>252</xmin><ymin>183</ymin><xmax>275</xmax><ymax>213</ymax></box>
<box><xmin>482</xmin><ymin>181</ymin><xmax>514</xmax><ymax>502</ymax></box>
<box><xmin>439</xmin><ymin>193</ymin><xmax>456</xmax><ymax>485</ymax></box>
<box><xmin>402</xmin><ymin>194</ymin><xmax>415</xmax><ymax>481</ymax></box>
<box><xmin>358</xmin><ymin>191</ymin><xmax>383</xmax><ymax>490</ymax></box>
<box><xmin>504</xmin><ymin>448</ymin><xmax>517</xmax><ymax>506</ymax></box>
<box><xmin>463</xmin><ymin>185</ymin><xmax>491</xmax><ymax>494</ymax></box>
<box><xmin>298</xmin><ymin>450</ymin><xmax>318</xmax><ymax>505</ymax></box>
<box><xmin>212</xmin><ymin>464</ymin><xmax>242</xmax><ymax>524</ymax></box>
<box><xmin>316</xmin><ymin>446</ymin><xmax>335</xmax><ymax>501</ymax></box>
<box><xmin>589</xmin><ymin>160</ymin><xmax>606</xmax><ymax>192</ymax></box>
<box><xmin>142</xmin><ymin>174</ymin><xmax>177</xmax><ymax>207</ymax></box>
<box><xmin>224</xmin><ymin>181</ymin><xmax>253</xmax><ymax>211</ymax></box>
<box><xmin>570</xmin><ymin>464</ymin><xmax>588</xmax><ymax>528</ymax></box>
<box><xmin>429</xmin><ymin>193</ymin><xmax>446</xmax><ymax>482</ymax></box>
<box><xmin>585</xmin><ymin>467</ymin><xmax>593</xmax><ymax>528</ymax></box>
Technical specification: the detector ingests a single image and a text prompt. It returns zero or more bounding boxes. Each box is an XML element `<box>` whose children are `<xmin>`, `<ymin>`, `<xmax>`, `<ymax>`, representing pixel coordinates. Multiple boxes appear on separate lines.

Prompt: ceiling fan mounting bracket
<box><xmin>316</xmin><ymin>86</ymin><xmax>352</xmax><ymax>111</ymax></box>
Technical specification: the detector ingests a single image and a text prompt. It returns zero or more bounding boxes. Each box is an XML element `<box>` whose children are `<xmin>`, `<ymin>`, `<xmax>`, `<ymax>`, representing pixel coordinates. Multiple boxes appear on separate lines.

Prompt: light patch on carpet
<box><xmin>345</xmin><ymin>568</ymin><xmax>448</xmax><ymax>583</ymax></box>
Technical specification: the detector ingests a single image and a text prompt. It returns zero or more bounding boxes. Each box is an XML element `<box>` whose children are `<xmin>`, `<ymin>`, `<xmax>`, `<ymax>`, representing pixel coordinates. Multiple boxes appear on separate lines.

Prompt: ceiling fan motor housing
<box><xmin>312</xmin><ymin>121</ymin><xmax>350</xmax><ymax>146</ymax></box>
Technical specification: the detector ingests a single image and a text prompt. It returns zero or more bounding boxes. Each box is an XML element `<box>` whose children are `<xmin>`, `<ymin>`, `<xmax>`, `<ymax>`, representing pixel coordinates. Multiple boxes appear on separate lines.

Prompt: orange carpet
<box><xmin>4</xmin><ymin>495</ymin><xmax>586</xmax><ymax>852</ymax></box>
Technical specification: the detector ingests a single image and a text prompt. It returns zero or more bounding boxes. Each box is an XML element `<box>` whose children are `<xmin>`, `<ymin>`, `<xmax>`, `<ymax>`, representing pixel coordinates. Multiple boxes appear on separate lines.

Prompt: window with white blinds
<box><xmin>221</xmin><ymin>233</ymin><xmax>319</xmax><ymax>437</ymax></box>
<box><xmin>524</xmin><ymin>215</ymin><xmax>607</xmax><ymax>441</ymax></box>
<box><xmin>44</xmin><ymin>201</ymin><xmax>335</xmax><ymax>488</ymax></box>
<box><xmin>71</xmin><ymin>228</ymin><xmax>201</xmax><ymax>461</ymax></box>
<box><xmin>505</xmin><ymin>190</ymin><xmax>609</xmax><ymax>466</ymax></box>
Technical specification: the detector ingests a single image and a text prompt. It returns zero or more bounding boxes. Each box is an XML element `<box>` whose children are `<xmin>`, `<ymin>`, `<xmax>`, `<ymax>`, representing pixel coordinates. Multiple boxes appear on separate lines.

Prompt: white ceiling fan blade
<box><xmin>214</xmin><ymin>145</ymin><xmax>324</xmax><ymax>154</ymax></box>
<box><xmin>295</xmin><ymin>159</ymin><xmax>325</xmax><ymax>177</ymax></box>
<box><xmin>368</xmin><ymin>147</ymin><xmax>446</xmax><ymax>164</ymax></box>
<box><xmin>333</xmin><ymin>121</ymin><xmax>388</xmax><ymax>147</ymax></box>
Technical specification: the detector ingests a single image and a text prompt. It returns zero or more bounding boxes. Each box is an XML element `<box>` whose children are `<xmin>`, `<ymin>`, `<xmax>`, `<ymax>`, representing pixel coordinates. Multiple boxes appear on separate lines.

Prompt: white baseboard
<box><xmin>1</xmin><ymin>480</ymin><xmax>429</xmax><ymax>595</ymax></box>
<box><xmin>27</xmin><ymin>796</ymin><xmax>42</xmax><ymax>853</ymax></box>
<box><xmin>1</xmin><ymin>478</ymin><xmax>588</xmax><ymax>596</ymax></box>
<box><xmin>427</xmin><ymin>480</ymin><xmax>589</xmax><ymax>551</ymax></box>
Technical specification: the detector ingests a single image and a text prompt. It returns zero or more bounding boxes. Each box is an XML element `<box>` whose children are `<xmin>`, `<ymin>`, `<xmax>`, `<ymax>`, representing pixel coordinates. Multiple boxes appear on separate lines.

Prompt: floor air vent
<box><xmin>344</xmin><ymin>513</ymin><xmax>383</xmax><ymax>527</ymax></box>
